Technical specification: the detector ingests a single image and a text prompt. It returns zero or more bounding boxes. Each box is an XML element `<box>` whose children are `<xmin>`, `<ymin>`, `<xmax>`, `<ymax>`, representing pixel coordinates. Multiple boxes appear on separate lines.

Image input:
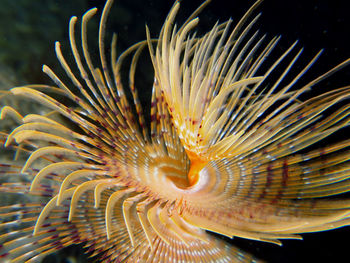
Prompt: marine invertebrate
<box><xmin>1</xmin><ymin>0</ymin><xmax>350</xmax><ymax>262</ymax></box>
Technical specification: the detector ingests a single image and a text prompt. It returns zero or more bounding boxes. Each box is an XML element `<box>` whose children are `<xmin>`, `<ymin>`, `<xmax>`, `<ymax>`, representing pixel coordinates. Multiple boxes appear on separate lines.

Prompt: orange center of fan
<box><xmin>186</xmin><ymin>150</ymin><xmax>208</xmax><ymax>186</ymax></box>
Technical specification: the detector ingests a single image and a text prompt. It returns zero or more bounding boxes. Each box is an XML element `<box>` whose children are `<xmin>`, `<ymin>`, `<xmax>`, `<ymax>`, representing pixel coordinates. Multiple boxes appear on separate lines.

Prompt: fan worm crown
<box><xmin>1</xmin><ymin>0</ymin><xmax>350</xmax><ymax>262</ymax></box>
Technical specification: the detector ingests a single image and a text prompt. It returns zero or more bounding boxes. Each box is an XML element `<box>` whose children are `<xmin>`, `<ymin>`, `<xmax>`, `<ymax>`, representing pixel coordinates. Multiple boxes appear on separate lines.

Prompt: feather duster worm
<box><xmin>1</xmin><ymin>0</ymin><xmax>350</xmax><ymax>262</ymax></box>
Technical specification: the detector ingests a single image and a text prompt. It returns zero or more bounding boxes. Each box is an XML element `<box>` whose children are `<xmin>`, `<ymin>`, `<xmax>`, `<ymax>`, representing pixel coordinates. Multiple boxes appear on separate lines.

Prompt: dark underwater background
<box><xmin>1</xmin><ymin>0</ymin><xmax>350</xmax><ymax>262</ymax></box>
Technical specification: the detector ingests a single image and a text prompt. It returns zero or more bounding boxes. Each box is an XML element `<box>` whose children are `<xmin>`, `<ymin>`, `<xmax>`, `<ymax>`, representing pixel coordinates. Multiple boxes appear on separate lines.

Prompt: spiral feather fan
<box><xmin>1</xmin><ymin>0</ymin><xmax>350</xmax><ymax>262</ymax></box>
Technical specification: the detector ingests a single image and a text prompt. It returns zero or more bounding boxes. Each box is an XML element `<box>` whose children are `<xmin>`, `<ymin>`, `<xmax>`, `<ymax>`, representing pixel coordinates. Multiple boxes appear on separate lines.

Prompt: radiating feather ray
<box><xmin>69</xmin><ymin>14</ymin><xmax>106</xmax><ymax>113</ymax></box>
<box><xmin>98</xmin><ymin>0</ymin><xmax>120</xmax><ymax>114</ymax></box>
<box><xmin>122</xmin><ymin>193</ymin><xmax>146</xmax><ymax>247</ymax></box>
<box><xmin>216</xmin><ymin>17</ymin><xmax>261</xmax><ymax>94</ymax></box>
<box><xmin>55</xmin><ymin>41</ymin><xmax>123</xmax><ymax>134</ymax></box>
<box><xmin>33</xmin><ymin>188</ymin><xmax>75</xmax><ymax>235</ymax></box>
<box><xmin>0</xmin><ymin>106</ymin><xmax>23</xmax><ymax>123</ymax></box>
<box><xmin>129</xmin><ymin>43</ymin><xmax>150</xmax><ymax>141</ymax></box>
<box><xmin>22</xmin><ymin>146</ymin><xmax>96</xmax><ymax>174</ymax></box>
<box><xmin>10</xmin><ymin>87</ymin><xmax>114</xmax><ymax>145</ymax></box>
<box><xmin>30</xmin><ymin>161</ymin><xmax>102</xmax><ymax>191</ymax></box>
<box><xmin>218</xmin><ymin>33</ymin><xmax>267</xmax><ymax>138</ymax></box>
<box><xmin>106</xmin><ymin>188</ymin><xmax>134</xmax><ymax>239</ymax></box>
<box><xmin>226</xmin><ymin>42</ymin><xmax>300</xmax><ymax>136</ymax></box>
<box><xmin>113</xmin><ymin>41</ymin><xmax>156</xmax><ymax>146</ymax></box>
<box><xmin>81</xmin><ymin>10</ymin><xmax>116</xmax><ymax>117</ymax></box>
<box><xmin>6</xmin><ymin>122</ymin><xmax>87</xmax><ymax>147</ymax></box>
<box><xmin>59</xmin><ymin>169</ymin><xmax>111</xmax><ymax>205</ymax></box>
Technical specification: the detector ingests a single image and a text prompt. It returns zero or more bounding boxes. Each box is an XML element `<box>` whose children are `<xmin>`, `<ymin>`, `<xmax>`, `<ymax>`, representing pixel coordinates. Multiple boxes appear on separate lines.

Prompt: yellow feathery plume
<box><xmin>0</xmin><ymin>0</ymin><xmax>350</xmax><ymax>262</ymax></box>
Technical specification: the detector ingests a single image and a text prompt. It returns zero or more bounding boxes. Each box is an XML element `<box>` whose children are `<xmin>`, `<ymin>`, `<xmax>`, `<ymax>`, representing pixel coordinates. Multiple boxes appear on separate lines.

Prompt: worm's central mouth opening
<box><xmin>187</xmin><ymin>159</ymin><xmax>208</xmax><ymax>186</ymax></box>
<box><xmin>185</xmin><ymin>149</ymin><xmax>209</xmax><ymax>186</ymax></box>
